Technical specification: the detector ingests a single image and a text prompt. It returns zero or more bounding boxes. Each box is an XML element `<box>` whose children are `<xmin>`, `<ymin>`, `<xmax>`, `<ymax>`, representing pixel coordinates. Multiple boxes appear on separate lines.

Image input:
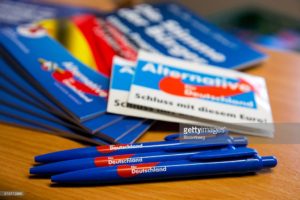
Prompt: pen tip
<box><xmin>29</xmin><ymin>167</ymin><xmax>35</xmax><ymax>174</ymax></box>
<box><xmin>51</xmin><ymin>175</ymin><xmax>59</xmax><ymax>183</ymax></box>
<box><xmin>262</xmin><ymin>156</ymin><xmax>277</xmax><ymax>168</ymax></box>
<box><xmin>34</xmin><ymin>155</ymin><xmax>43</xmax><ymax>163</ymax></box>
<box><xmin>29</xmin><ymin>166</ymin><xmax>43</xmax><ymax>174</ymax></box>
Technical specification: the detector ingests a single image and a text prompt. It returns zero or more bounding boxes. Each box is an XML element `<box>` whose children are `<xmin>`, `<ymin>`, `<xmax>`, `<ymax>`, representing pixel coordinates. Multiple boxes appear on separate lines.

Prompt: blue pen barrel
<box><xmin>51</xmin><ymin>156</ymin><xmax>277</xmax><ymax>184</ymax></box>
<box><xmin>35</xmin><ymin>136</ymin><xmax>248</xmax><ymax>163</ymax></box>
<box><xmin>34</xmin><ymin>147</ymin><xmax>99</xmax><ymax>163</ymax></box>
<box><xmin>30</xmin><ymin>157</ymin><xmax>96</xmax><ymax>175</ymax></box>
<box><xmin>34</xmin><ymin>141</ymin><xmax>177</xmax><ymax>163</ymax></box>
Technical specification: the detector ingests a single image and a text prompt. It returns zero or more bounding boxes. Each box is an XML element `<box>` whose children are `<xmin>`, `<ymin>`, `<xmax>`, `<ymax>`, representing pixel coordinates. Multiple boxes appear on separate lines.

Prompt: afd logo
<box><xmin>140</xmin><ymin>62</ymin><xmax>257</xmax><ymax>109</ymax></box>
<box><xmin>39</xmin><ymin>58</ymin><xmax>107</xmax><ymax>103</ymax></box>
<box><xmin>94</xmin><ymin>154</ymin><xmax>144</xmax><ymax>167</ymax></box>
<box><xmin>117</xmin><ymin>162</ymin><xmax>166</xmax><ymax>178</ymax></box>
<box><xmin>17</xmin><ymin>24</ymin><xmax>47</xmax><ymax>38</ymax></box>
<box><xmin>96</xmin><ymin>144</ymin><xmax>143</xmax><ymax>154</ymax></box>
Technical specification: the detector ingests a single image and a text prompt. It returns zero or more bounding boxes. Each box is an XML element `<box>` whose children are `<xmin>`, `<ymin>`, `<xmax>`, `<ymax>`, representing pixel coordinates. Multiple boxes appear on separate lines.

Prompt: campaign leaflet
<box><xmin>0</xmin><ymin>56</ymin><xmax>123</xmax><ymax>133</ymax></box>
<box><xmin>128</xmin><ymin>51</ymin><xmax>274</xmax><ymax>136</ymax></box>
<box><xmin>108</xmin><ymin>56</ymin><xmax>212</xmax><ymax>126</ymax></box>
<box><xmin>105</xmin><ymin>3</ymin><xmax>267</xmax><ymax>70</ymax></box>
<box><xmin>0</xmin><ymin>25</ymin><xmax>110</xmax><ymax>122</ymax></box>
<box><xmin>0</xmin><ymin>0</ymin><xmax>96</xmax><ymax>27</ymax></box>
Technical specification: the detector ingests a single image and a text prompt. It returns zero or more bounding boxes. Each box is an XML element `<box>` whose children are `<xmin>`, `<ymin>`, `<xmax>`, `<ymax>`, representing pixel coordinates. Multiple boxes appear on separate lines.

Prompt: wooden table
<box><xmin>1</xmin><ymin>1</ymin><xmax>300</xmax><ymax>199</ymax></box>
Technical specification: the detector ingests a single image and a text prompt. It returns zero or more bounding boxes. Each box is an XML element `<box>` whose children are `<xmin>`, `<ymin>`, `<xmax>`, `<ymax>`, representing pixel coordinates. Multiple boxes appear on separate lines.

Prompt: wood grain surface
<box><xmin>0</xmin><ymin>1</ymin><xmax>300</xmax><ymax>199</ymax></box>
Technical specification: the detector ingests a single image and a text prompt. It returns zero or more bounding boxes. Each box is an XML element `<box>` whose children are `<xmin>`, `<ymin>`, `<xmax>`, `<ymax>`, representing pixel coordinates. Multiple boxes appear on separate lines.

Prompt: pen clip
<box><xmin>189</xmin><ymin>147</ymin><xmax>257</xmax><ymax>161</ymax></box>
<box><xmin>165</xmin><ymin>136</ymin><xmax>247</xmax><ymax>152</ymax></box>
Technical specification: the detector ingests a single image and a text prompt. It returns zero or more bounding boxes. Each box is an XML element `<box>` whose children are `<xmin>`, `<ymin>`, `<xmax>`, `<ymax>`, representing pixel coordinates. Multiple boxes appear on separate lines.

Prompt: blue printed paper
<box><xmin>0</xmin><ymin>26</ymin><xmax>109</xmax><ymax>121</ymax></box>
<box><xmin>105</xmin><ymin>3</ymin><xmax>267</xmax><ymax>70</ymax></box>
<box><xmin>128</xmin><ymin>51</ymin><xmax>274</xmax><ymax>137</ymax></box>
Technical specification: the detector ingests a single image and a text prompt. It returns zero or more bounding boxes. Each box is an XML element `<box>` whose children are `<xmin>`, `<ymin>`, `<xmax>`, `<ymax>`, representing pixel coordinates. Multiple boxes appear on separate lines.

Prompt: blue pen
<box><xmin>30</xmin><ymin>144</ymin><xmax>245</xmax><ymax>175</ymax></box>
<box><xmin>35</xmin><ymin>135</ymin><xmax>247</xmax><ymax>163</ymax></box>
<box><xmin>51</xmin><ymin>148</ymin><xmax>277</xmax><ymax>184</ymax></box>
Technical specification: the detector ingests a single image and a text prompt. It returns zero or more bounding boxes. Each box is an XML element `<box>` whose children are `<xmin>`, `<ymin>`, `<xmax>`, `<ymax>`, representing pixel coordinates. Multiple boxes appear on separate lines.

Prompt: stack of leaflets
<box><xmin>0</xmin><ymin>1</ymin><xmax>273</xmax><ymax>145</ymax></box>
<box><xmin>0</xmin><ymin>0</ymin><xmax>152</xmax><ymax>145</ymax></box>
<box><xmin>0</xmin><ymin>26</ymin><xmax>153</xmax><ymax>144</ymax></box>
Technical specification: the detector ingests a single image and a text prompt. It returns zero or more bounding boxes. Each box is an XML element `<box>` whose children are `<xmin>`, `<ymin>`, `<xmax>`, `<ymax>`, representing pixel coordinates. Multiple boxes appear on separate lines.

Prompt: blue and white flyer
<box><xmin>128</xmin><ymin>51</ymin><xmax>274</xmax><ymax>137</ymax></box>
<box><xmin>105</xmin><ymin>3</ymin><xmax>267</xmax><ymax>70</ymax></box>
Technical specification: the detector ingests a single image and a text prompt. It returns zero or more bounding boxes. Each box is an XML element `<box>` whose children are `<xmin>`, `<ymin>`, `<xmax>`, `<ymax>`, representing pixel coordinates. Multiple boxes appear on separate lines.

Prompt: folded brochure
<box><xmin>105</xmin><ymin>3</ymin><xmax>267</xmax><ymax>70</ymax></box>
<box><xmin>128</xmin><ymin>51</ymin><xmax>274</xmax><ymax>137</ymax></box>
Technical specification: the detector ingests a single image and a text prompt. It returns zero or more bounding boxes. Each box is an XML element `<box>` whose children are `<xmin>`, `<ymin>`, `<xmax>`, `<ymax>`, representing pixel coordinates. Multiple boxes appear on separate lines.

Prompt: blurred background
<box><xmin>169</xmin><ymin>0</ymin><xmax>300</xmax><ymax>52</ymax></box>
<box><xmin>148</xmin><ymin>0</ymin><xmax>300</xmax><ymax>52</ymax></box>
<box><xmin>47</xmin><ymin>0</ymin><xmax>300</xmax><ymax>52</ymax></box>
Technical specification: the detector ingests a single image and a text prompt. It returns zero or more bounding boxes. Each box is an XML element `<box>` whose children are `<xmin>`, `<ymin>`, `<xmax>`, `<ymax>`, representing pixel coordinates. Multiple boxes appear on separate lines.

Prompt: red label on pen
<box><xmin>94</xmin><ymin>154</ymin><xmax>135</xmax><ymax>167</ymax></box>
<box><xmin>117</xmin><ymin>162</ymin><xmax>161</xmax><ymax>178</ymax></box>
<box><xmin>96</xmin><ymin>144</ymin><xmax>143</xmax><ymax>154</ymax></box>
